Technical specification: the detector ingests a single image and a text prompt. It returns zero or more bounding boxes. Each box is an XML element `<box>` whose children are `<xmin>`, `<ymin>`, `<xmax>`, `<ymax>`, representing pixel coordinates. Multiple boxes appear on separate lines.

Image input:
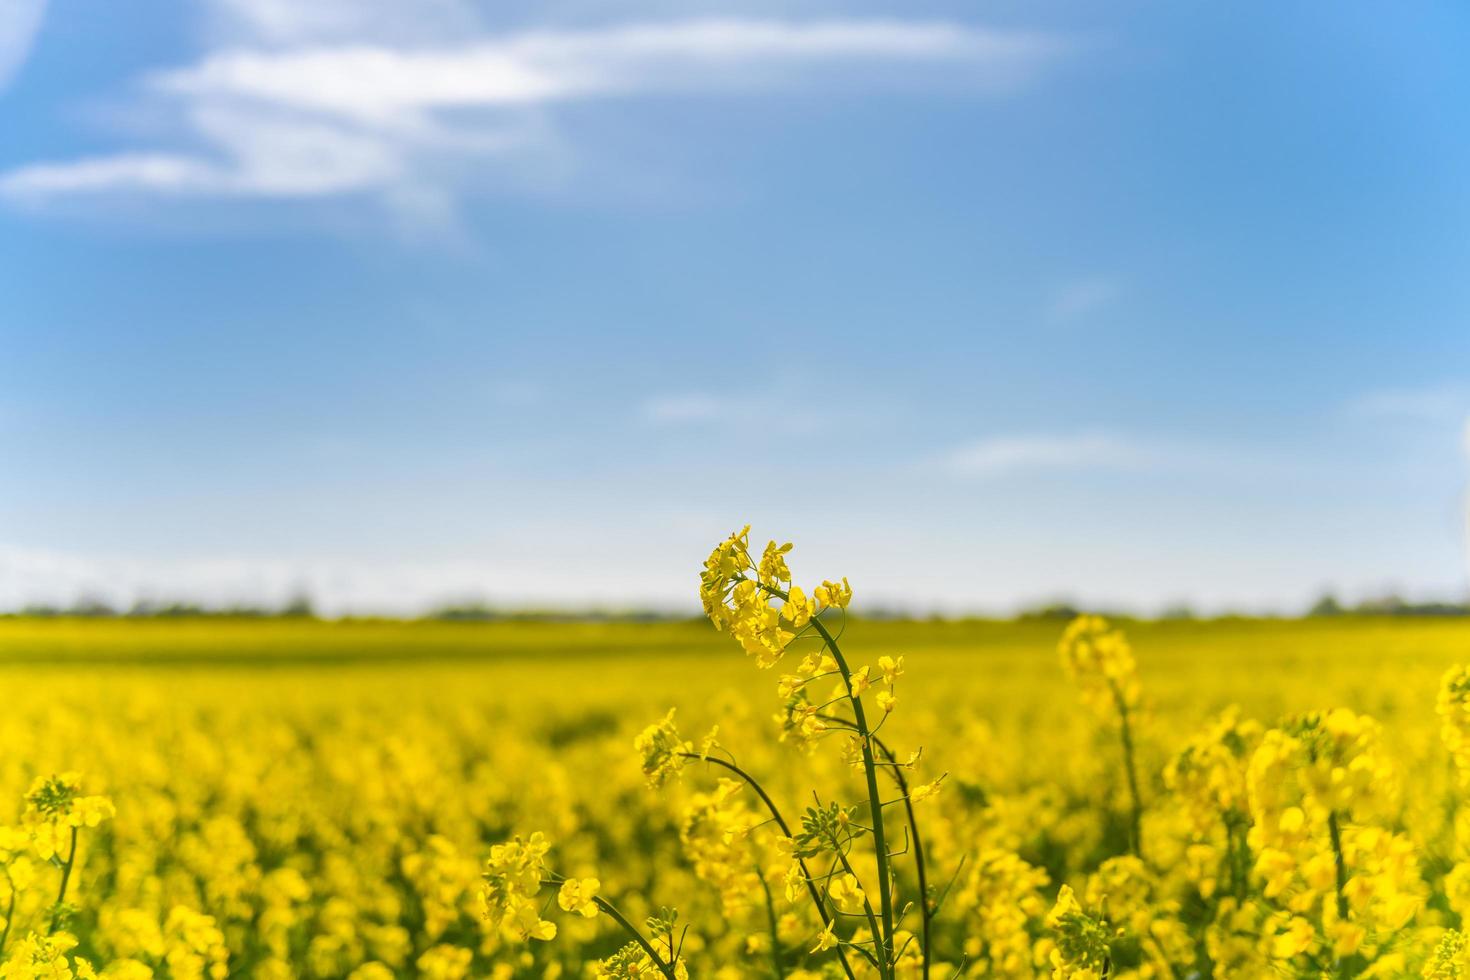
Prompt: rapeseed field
<box><xmin>1</xmin><ymin>530</ymin><xmax>1469</xmax><ymax>978</ymax></box>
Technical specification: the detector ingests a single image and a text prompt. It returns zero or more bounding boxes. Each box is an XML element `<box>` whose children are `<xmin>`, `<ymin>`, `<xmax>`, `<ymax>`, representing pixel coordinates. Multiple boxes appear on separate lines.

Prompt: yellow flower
<box><xmin>814</xmin><ymin>578</ymin><xmax>852</xmax><ymax>610</ymax></box>
<box><xmin>416</xmin><ymin>944</ymin><xmax>472</xmax><ymax>980</ymax></box>
<box><xmin>1045</xmin><ymin>885</ymin><xmax>1111</xmax><ymax>979</ymax></box>
<box><xmin>1330</xmin><ymin>920</ymin><xmax>1366</xmax><ymax>958</ymax></box>
<box><xmin>758</xmin><ymin>540</ymin><xmax>794</xmax><ymax>586</ymax></box>
<box><xmin>783</xmin><ymin>861</ymin><xmax>807</xmax><ymax>904</ymax></box>
<box><xmin>1440</xmin><ymin>665</ymin><xmax>1470</xmax><ymax>785</ymax></box>
<box><xmin>635</xmin><ymin>710</ymin><xmax>694</xmax><ymax>787</ymax></box>
<box><xmin>811</xmin><ymin>924</ymin><xmax>837</xmax><ymax>953</ymax></box>
<box><xmin>909</xmin><ymin>774</ymin><xmax>947</xmax><ymax>804</ymax></box>
<box><xmin>828</xmin><ymin>873</ymin><xmax>865</xmax><ymax>913</ymax></box>
<box><xmin>1058</xmin><ymin>615</ymin><xmax>1139</xmax><ymax>718</ymax></box>
<box><xmin>1425</xmin><ymin>930</ymin><xmax>1470</xmax><ymax>978</ymax></box>
<box><xmin>21</xmin><ymin>774</ymin><xmax>114</xmax><ymax>862</ymax></box>
<box><xmin>877</xmin><ymin>656</ymin><xmax>904</xmax><ymax>685</ymax></box>
<box><xmin>1270</xmin><ymin>916</ymin><xmax>1315</xmax><ymax>960</ymax></box>
<box><xmin>782</xmin><ymin>586</ymin><xmax>815</xmax><ymax>628</ymax></box>
<box><xmin>482</xmin><ymin>832</ymin><xmax>558</xmax><ymax>942</ymax></box>
<box><xmin>557</xmin><ymin>878</ymin><xmax>601</xmax><ymax>918</ymax></box>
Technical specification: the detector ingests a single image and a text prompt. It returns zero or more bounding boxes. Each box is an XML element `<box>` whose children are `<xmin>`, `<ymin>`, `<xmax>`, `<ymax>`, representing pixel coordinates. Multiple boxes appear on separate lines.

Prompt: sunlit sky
<box><xmin>2</xmin><ymin>1</ymin><xmax>1468</xmax><ymax>615</ymax></box>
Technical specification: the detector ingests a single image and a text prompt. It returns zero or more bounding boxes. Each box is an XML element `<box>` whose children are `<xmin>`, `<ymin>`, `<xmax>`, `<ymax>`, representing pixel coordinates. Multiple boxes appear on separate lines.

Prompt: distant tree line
<box><xmin>2</xmin><ymin>596</ymin><xmax>692</xmax><ymax>623</ymax></box>
<box><xmin>1307</xmin><ymin>592</ymin><xmax>1470</xmax><ymax>617</ymax></box>
<box><xmin>9</xmin><ymin>593</ymin><xmax>317</xmax><ymax>619</ymax></box>
<box><xmin>424</xmin><ymin>602</ymin><xmax>690</xmax><ymax>623</ymax></box>
<box><xmin>1016</xmin><ymin>595</ymin><xmax>1470</xmax><ymax>621</ymax></box>
<box><xmin>7</xmin><ymin>593</ymin><xmax>1467</xmax><ymax>621</ymax></box>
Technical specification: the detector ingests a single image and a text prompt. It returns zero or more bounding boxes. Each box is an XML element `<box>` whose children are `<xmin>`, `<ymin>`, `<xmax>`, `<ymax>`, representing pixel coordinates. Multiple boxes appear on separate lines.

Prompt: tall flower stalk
<box><xmin>1059</xmin><ymin>616</ymin><xmax>1146</xmax><ymax>858</ymax></box>
<box><xmin>692</xmin><ymin>527</ymin><xmax>944</xmax><ymax>979</ymax></box>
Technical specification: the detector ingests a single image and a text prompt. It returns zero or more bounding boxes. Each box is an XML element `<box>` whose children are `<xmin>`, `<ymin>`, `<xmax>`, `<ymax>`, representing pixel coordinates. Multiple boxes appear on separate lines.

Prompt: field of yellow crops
<box><xmin>3</xmin><ymin>576</ymin><xmax>1470</xmax><ymax>978</ymax></box>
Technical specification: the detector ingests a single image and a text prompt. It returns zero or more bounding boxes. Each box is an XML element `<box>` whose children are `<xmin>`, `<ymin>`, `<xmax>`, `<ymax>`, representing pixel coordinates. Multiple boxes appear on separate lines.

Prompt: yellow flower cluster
<box><xmin>0</xmin><ymin>932</ymin><xmax>97</xmax><ymax>980</ymax></box>
<box><xmin>1057</xmin><ymin>615</ymin><xmax>1139</xmax><ymax>719</ymax></box>
<box><xmin>21</xmin><ymin>774</ymin><xmax>114</xmax><ymax>865</ymax></box>
<box><xmin>1044</xmin><ymin>624</ymin><xmax>1438</xmax><ymax>978</ymax></box>
<box><xmin>1164</xmin><ymin>706</ymin><xmax>1260</xmax><ymax>837</ymax></box>
<box><xmin>956</xmin><ymin>849</ymin><xmax>1049</xmax><ymax>977</ymax></box>
<box><xmin>679</xmin><ymin>781</ymin><xmax>760</xmax><ymax>917</ymax></box>
<box><xmin>699</xmin><ymin>526</ymin><xmax>850</xmax><ymax>669</ymax></box>
<box><xmin>1426</xmin><ymin>930</ymin><xmax>1470</xmax><ymax>979</ymax></box>
<box><xmin>1440</xmin><ymin>666</ymin><xmax>1470</xmax><ymax>786</ymax></box>
<box><xmin>480</xmin><ymin>833</ymin><xmax>557</xmax><ymax>942</ymax></box>
<box><xmin>1040</xmin><ymin>885</ymin><xmax>1111</xmax><ymax>979</ymax></box>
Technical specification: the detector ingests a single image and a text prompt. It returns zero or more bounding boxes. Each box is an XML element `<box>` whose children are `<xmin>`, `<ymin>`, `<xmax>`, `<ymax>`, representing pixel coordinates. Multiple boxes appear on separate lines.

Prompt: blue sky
<box><xmin>1</xmin><ymin>1</ymin><xmax>1467</xmax><ymax>614</ymax></box>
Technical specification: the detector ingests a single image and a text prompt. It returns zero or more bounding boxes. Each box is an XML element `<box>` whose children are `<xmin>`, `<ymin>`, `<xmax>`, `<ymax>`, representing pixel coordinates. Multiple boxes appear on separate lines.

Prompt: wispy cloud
<box><xmin>641</xmin><ymin>393</ymin><xmax>737</xmax><ymax>425</ymax></box>
<box><xmin>1045</xmin><ymin>275</ymin><xmax>1120</xmax><ymax>323</ymax></box>
<box><xmin>1</xmin><ymin>16</ymin><xmax>1068</xmax><ymax>220</ymax></box>
<box><xmin>1348</xmin><ymin>383</ymin><xmax>1469</xmax><ymax>424</ymax></box>
<box><xmin>0</xmin><ymin>0</ymin><xmax>47</xmax><ymax>93</ymax></box>
<box><xmin>202</xmin><ymin>0</ymin><xmax>483</xmax><ymax>48</ymax></box>
<box><xmin>940</xmin><ymin>432</ymin><xmax>1157</xmax><ymax>478</ymax></box>
<box><xmin>937</xmin><ymin>430</ymin><xmax>1310</xmax><ymax>484</ymax></box>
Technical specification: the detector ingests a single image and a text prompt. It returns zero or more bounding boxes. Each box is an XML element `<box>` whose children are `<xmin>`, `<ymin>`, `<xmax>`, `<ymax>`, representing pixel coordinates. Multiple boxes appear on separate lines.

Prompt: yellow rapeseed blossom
<box><xmin>635</xmin><ymin>710</ymin><xmax>694</xmax><ymax>787</ymax></box>
<box><xmin>1426</xmin><ymin>930</ymin><xmax>1470</xmax><ymax>978</ymax></box>
<box><xmin>1057</xmin><ymin>616</ymin><xmax>1138</xmax><ymax>718</ymax></box>
<box><xmin>827</xmin><ymin>873</ymin><xmax>865</xmax><ymax>914</ymax></box>
<box><xmin>556</xmin><ymin>878</ymin><xmax>600</xmax><ymax>918</ymax></box>
<box><xmin>161</xmin><ymin>906</ymin><xmax>229</xmax><ymax>980</ymax></box>
<box><xmin>0</xmin><ymin>932</ymin><xmax>96</xmax><ymax>980</ymax></box>
<box><xmin>1440</xmin><ymin>665</ymin><xmax>1470</xmax><ymax>786</ymax></box>
<box><xmin>1043</xmin><ymin>885</ymin><xmax>1111</xmax><ymax>979</ymax></box>
<box><xmin>1165</xmin><ymin>706</ymin><xmax>1261</xmax><ymax>834</ymax></box>
<box><xmin>700</xmin><ymin>527</ymin><xmax>852</xmax><ymax>669</ymax></box>
<box><xmin>481</xmin><ymin>833</ymin><xmax>557</xmax><ymax>942</ymax></box>
<box><xmin>22</xmin><ymin>774</ymin><xmax>114</xmax><ymax>863</ymax></box>
<box><xmin>813</xmin><ymin>579</ymin><xmax>852</xmax><ymax>611</ymax></box>
<box><xmin>955</xmin><ymin>848</ymin><xmax>1048</xmax><ymax>977</ymax></box>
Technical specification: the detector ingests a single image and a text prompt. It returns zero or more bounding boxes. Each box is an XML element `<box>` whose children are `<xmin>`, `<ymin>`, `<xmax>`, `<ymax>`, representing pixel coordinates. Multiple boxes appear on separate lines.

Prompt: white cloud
<box><xmin>940</xmin><ymin>432</ymin><xmax>1159</xmax><ymax>478</ymax></box>
<box><xmin>1</xmin><ymin>17</ymin><xmax>1068</xmax><ymax>217</ymax></box>
<box><xmin>0</xmin><ymin>154</ymin><xmax>222</xmax><ymax>195</ymax></box>
<box><xmin>1046</xmin><ymin>275</ymin><xmax>1120</xmax><ymax>323</ymax></box>
<box><xmin>0</xmin><ymin>0</ymin><xmax>46</xmax><ymax>93</ymax></box>
<box><xmin>1349</xmin><ymin>383</ymin><xmax>1469</xmax><ymax>424</ymax></box>
<box><xmin>642</xmin><ymin>393</ymin><xmax>735</xmax><ymax>424</ymax></box>
<box><xmin>203</xmin><ymin>0</ymin><xmax>484</xmax><ymax>48</ymax></box>
<box><xmin>152</xmin><ymin>20</ymin><xmax>1054</xmax><ymax>123</ymax></box>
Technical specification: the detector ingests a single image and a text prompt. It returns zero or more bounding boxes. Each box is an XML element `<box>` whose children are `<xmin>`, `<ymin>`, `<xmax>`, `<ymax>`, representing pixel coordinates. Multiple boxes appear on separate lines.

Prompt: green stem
<box><xmin>818</xmin><ymin>715</ymin><xmax>931</xmax><ymax>980</ymax></box>
<box><xmin>48</xmin><ymin>827</ymin><xmax>78</xmax><ymax>935</ymax></box>
<box><xmin>0</xmin><ymin>874</ymin><xmax>15</xmax><ymax>955</ymax></box>
<box><xmin>591</xmin><ymin>895</ymin><xmax>678</xmax><ymax>980</ymax></box>
<box><xmin>807</xmin><ymin>614</ymin><xmax>896</xmax><ymax>979</ymax></box>
<box><xmin>758</xmin><ymin>865</ymin><xmax>785</xmax><ymax>980</ymax></box>
<box><xmin>679</xmin><ymin>753</ymin><xmax>858</xmax><ymax>980</ymax></box>
<box><xmin>1327</xmin><ymin>811</ymin><xmax>1350</xmax><ymax>922</ymax></box>
<box><xmin>1110</xmin><ymin>682</ymin><xmax>1144</xmax><ymax>860</ymax></box>
<box><xmin>1228</xmin><ymin>817</ymin><xmax>1250</xmax><ymax>902</ymax></box>
<box><xmin>873</xmin><ymin>739</ymin><xmax>930</xmax><ymax>980</ymax></box>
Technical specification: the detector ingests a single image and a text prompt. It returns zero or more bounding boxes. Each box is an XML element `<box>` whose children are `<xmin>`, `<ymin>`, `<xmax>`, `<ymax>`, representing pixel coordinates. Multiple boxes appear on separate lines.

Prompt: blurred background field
<box><xmin>4</xmin><ymin>613</ymin><xmax>1467</xmax><ymax>714</ymax></box>
<box><xmin>5</xmin><ymin>614</ymin><xmax>1469</xmax><ymax>762</ymax></box>
<box><xmin>0</xmin><ymin>612</ymin><xmax>1468</xmax><ymax>974</ymax></box>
